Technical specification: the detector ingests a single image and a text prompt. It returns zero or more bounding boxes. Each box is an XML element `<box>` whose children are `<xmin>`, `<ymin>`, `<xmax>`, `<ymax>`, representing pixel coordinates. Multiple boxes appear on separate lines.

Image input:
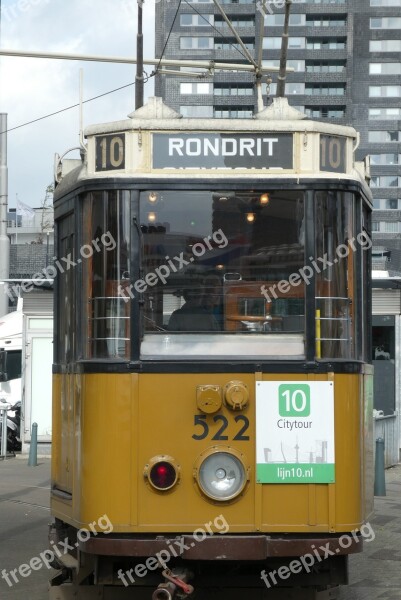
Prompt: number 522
<box><xmin>192</xmin><ymin>414</ymin><xmax>250</xmax><ymax>441</ymax></box>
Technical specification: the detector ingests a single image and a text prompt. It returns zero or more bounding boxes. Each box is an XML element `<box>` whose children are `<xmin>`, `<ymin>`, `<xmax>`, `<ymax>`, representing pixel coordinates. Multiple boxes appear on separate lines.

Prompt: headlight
<box><xmin>195</xmin><ymin>449</ymin><xmax>248</xmax><ymax>501</ymax></box>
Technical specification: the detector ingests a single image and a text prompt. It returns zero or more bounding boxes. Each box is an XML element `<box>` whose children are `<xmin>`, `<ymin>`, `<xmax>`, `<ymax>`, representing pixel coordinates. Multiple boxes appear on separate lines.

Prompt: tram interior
<box><xmin>143</xmin><ymin>191</ymin><xmax>303</xmax><ymax>323</ymax></box>
<box><xmin>138</xmin><ymin>190</ymin><xmax>306</xmax><ymax>358</ymax></box>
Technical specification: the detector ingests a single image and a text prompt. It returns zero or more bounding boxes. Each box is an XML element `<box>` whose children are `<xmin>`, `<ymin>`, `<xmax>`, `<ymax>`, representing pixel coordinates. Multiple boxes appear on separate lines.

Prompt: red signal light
<box><xmin>149</xmin><ymin>461</ymin><xmax>177</xmax><ymax>490</ymax></box>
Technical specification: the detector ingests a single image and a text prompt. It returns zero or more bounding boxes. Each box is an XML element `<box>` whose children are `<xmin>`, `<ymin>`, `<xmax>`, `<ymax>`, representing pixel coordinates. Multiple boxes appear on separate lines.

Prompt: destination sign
<box><xmin>152</xmin><ymin>133</ymin><xmax>293</xmax><ymax>170</ymax></box>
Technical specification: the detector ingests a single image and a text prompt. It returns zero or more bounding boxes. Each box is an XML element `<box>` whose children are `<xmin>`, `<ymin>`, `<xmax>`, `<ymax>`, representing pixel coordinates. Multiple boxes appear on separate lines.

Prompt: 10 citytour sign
<box><xmin>256</xmin><ymin>381</ymin><xmax>335</xmax><ymax>484</ymax></box>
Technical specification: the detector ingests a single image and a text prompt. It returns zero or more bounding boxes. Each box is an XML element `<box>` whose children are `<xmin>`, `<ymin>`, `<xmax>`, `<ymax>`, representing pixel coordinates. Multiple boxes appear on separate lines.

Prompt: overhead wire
<box><xmin>1</xmin><ymin>0</ymin><xmax>256</xmax><ymax>135</ymax></box>
<box><xmin>0</xmin><ymin>80</ymin><xmax>136</xmax><ymax>135</ymax></box>
<box><xmin>152</xmin><ymin>0</ymin><xmax>184</xmax><ymax>77</ymax></box>
<box><xmin>151</xmin><ymin>0</ymin><xmax>252</xmax><ymax>77</ymax></box>
<box><xmin>182</xmin><ymin>0</ymin><xmax>251</xmax><ymax>63</ymax></box>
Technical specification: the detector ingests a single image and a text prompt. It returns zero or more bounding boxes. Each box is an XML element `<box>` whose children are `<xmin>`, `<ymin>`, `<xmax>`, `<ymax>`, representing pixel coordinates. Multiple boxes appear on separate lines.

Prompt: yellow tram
<box><xmin>50</xmin><ymin>97</ymin><xmax>373</xmax><ymax>600</ymax></box>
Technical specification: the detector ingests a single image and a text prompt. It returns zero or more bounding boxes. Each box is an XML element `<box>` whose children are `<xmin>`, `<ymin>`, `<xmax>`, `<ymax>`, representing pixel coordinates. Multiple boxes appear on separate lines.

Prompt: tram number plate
<box><xmin>192</xmin><ymin>414</ymin><xmax>250</xmax><ymax>441</ymax></box>
<box><xmin>320</xmin><ymin>135</ymin><xmax>346</xmax><ymax>173</ymax></box>
<box><xmin>95</xmin><ymin>134</ymin><xmax>125</xmax><ymax>171</ymax></box>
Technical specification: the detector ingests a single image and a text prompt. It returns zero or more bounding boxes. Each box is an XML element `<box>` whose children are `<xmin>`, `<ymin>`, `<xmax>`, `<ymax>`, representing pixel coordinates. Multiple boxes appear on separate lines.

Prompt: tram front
<box><xmin>50</xmin><ymin>98</ymin><xmax>373</xmax><ymax>600</ymax></box>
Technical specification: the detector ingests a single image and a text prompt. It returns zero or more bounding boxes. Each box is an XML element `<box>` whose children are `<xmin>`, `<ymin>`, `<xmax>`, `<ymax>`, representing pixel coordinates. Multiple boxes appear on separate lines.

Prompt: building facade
<box><xmin>155</xmin><ymin>0</ymin><xmax>401</xmax><ymax>270</ymax></box>
<box><xmin>5</xmin><ymin>207</ymin><xmax>54</xmax><ymax>309</ymax></box>
<box><xmin>7</xmin><ymin>207</ymin><xmax>54</xmax><ymax>246</ymax></box>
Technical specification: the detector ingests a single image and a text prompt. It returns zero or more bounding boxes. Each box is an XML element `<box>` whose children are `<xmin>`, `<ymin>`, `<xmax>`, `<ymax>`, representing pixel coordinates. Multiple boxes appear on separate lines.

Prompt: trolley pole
<box><xmin>276</xmin><ymin>0</ymin><xmax>292</xmax><ymax>98</ymax></box>
<box><xmin>135</xmin><ymin>0</ymin><xmax>144</xmax><ymax>109</ymax></box>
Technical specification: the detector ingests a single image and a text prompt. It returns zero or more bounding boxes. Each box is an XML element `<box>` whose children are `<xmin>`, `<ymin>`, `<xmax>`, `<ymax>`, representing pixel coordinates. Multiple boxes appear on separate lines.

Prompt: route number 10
<box><xmin>279</xmin><ymin>384</ymin><xmax>311</xmax><ymax>417</ymax></box>
<box><xmin>320</xmin><ymin>135</ymin><xmax>346</xmax><ymax>173</ymax></box>
<box><xmin>95</xmin><ymin>134</ymin><xmax>125</xmax><ymax>171</ymax></box>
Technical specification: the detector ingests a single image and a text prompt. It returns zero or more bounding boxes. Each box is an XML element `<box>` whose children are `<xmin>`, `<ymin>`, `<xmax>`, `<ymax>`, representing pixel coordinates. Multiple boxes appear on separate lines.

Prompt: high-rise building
<box><xmin>155</xmin><ymin>0</ymin><xmax>401</xmax><ymax>272</ymax></box>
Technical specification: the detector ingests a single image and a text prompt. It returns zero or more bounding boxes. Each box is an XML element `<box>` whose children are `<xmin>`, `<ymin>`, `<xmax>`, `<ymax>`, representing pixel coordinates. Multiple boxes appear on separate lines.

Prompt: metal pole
<box><xmin>0</xmin><ymin>114</ymin><xmax>10</xmax><ymax>318</ymax></box>
<box><xmin>79</xmin><ymin>69</ymin><xmax>85</xmax><ymax>149</ymax></box>
<box><xmin>0</xmin><ymin>49</ymin><xmax>292</xmax><ymax>73</ymax></box>
<box><xmin>0</xmin><ymin>408</ymin><xmax>7</xmax><ymax>457</ymax></box>
<box><xmin>374</xmin><ymin>437</ymin><xmax>386</xmax><ymax>496</ymax></box>
<box><xmin>135</xmin><ymin>0</ymin><xmax>144</xmax><ymax>109</ymax></box>
<box><xmin>256</xmin><ymin>2</ymin><xmax>266</xmax><ymax>112</ymax></box>
<box><xmin>28</xmin><ymin>422</ymin><xmax>38</xmax><ymax>466</ymax></box>
<box><xmin>46</xmin><ymin>231</ymin><xmax>50</xmax><ymax>269</ymax></box>
<box><xmin>276</xmin><ymin>0</ymin><xmax>292</xmax><ymax>98</ymax></box>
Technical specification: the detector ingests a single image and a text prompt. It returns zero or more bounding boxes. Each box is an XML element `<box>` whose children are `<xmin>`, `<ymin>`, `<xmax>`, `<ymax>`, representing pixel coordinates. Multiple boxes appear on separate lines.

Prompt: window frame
<box><xmin>53</xmin><ymin>180</ymin><xmax>371</xmax><ymax>369</ymax></box>
<box><xmin>370</xmin><ymin>40</ymin><xmax>401</xmax><ymax>52</ymax></box>
<box><xmin>180</xmin><ymin>13</ymin><xmax>214</xmax><ymax>26</ymax></box>
<box><xmin>368</xmin><ymin>130</ymin><xmax>400</xmax><ymax>142</ymax></box>
<box><xmin>370</xmin><ymin>16</ymin><xmax>401</xmax><ymax>28</ymax></box>
<box><xmin>180</xmin><ymin>36</ymin><xmax>213</xmax><ymax>50</ymax></box>
<box><xmin>369</xmin><ymin>107</ymin><xmax>401</xmax><ymax>120</ymax></box>
<box><xmin>369</xmin><ymin>85</ymin><xmax>401</xmax><ymax>98</ymax></box>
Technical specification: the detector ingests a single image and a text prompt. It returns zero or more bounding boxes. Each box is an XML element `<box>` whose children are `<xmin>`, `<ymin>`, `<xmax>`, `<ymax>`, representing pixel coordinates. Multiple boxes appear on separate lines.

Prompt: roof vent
<box><xmin>255</xmin><ymin>97</ymin><xmax>307</xmax><ymax>121</ymax></box>
<box><xmin>128</xmin><ymin>97</ymin><xmax>182</xmax><ymax>120</ymax></box>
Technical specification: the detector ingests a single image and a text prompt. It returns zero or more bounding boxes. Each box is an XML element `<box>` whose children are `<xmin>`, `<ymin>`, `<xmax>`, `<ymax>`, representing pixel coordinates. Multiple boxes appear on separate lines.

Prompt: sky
<box><xmin>0</xmin><ymin>0</ymin><xmax>156</xmax><ymax>208</ymax></box>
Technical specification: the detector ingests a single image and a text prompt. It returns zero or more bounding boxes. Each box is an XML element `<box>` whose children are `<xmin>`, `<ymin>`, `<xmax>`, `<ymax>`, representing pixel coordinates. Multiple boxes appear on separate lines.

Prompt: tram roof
<box><xmin>85</xmin><ymin>97</ymin><xmax>359</xmax><ymax>140</ymax></box>
<box><xmin>54</xmin><ymin>98</ymin><xmax>372</xmax><ymax>206</ymax></box>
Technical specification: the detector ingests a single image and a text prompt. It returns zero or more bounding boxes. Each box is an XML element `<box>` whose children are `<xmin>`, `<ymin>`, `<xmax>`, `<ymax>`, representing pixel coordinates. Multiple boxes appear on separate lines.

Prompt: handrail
<box><xmin>88</xmin><ymin>296</ymin><xmax>129</xmax><ymax>302</ymax></box>
<box><xmin>88</xmin><ymin>337</ymin><xmax>130</xmax><ymax>341</ymax></box>
<box><xmin>315</xmin><ymin>296</ymin><xmax>352</xmax><ymax>356</ymax></box>
<box><xmin>88</xmin><ymin>316</ymin><xmax>130</xmax><ymax>321</ymax></box>
<box><xmin>316</xmin><ymin>296</ymin><xmax>351</xmax><ymax>301</ymax></box>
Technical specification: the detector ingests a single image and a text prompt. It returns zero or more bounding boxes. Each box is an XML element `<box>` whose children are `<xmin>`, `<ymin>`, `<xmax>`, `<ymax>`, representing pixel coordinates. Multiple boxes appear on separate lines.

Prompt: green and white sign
<box><xmin>256</xmin><ymin>381</ymin><xmax>335</xmax><ymax>484</ymax></box>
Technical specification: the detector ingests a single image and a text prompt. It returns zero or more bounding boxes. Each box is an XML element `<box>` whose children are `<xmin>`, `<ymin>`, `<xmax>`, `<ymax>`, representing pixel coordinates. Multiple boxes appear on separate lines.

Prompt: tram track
<box><xmin>0</xmin><ymin>498</ymin><xmax>50</xmax><ymax>510</ymax></box>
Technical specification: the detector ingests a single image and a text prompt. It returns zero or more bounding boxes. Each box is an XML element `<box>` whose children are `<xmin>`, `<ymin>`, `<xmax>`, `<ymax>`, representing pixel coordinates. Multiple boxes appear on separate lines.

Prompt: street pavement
<box><xmin>0</xmin><ymin>457</ymin><xmax>51</xmax><ymax>600</ymax></box>
<box><xmin>339</xmin><ymin>464</ymin><xmax>401</xmax><ymax>600</ymax></box>
<box><xmin>0</xmin><ymin>457</ymin><xmax>400</xmax><ymax>600</ymax></box>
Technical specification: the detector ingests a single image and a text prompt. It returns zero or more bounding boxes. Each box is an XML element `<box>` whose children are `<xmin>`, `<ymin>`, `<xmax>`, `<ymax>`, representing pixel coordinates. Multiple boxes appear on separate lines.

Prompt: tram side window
<box><xmin>57</xmin><ymin>214</ymin><xmax>75</xmax><ymax>363</ymax></box>
<box><xmin>82</xmin><ymin>191</ymin><xmax>131</xmax><ymax>359</ymax></box>
<box><xmin>361</xmin><ymin>205</ymin><xmax>372</xmax><ymax>362</ymax></box>
<box><xmin>315</xmin><ymin>191</ymin><xmax>356</xmax><ymax>359</ymax></box>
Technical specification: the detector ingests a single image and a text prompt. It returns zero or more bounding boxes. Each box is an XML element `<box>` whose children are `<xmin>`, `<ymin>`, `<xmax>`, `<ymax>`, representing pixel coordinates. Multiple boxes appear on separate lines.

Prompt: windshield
<box><xmin>139</xmin><ymin>190</ymin><xmax>305</xmax><ymax>359</ymax></box>
<box><xmin>80</xmin><ymin>188</ymin><xmax>361</xmax><ymax>362</ymax></box>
